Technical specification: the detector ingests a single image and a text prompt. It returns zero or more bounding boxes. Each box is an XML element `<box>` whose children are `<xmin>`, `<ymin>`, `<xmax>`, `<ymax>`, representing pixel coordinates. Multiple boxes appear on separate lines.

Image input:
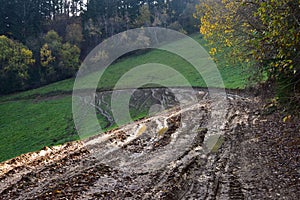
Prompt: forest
<box><xmin>0</xmin><ymin>0</ymin><xmax>198</xmax><ymax>94</ymax></box>
<box><xmin>0</xmin><ymin>0</ymin><xmax>299</xmax><ymax>107</ymax></box>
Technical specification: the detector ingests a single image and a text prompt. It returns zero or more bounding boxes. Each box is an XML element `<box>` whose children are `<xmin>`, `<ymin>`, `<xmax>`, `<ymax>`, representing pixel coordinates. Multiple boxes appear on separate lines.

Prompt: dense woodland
<box><xmin>0</xmin><ymin>0</ymin><xmax>299</xmax><ymax>111</ymax></box>
<box><xmin>0</xmin><ymin>0</ymin><xmax>198</xmax><ymax>94</ymax></box>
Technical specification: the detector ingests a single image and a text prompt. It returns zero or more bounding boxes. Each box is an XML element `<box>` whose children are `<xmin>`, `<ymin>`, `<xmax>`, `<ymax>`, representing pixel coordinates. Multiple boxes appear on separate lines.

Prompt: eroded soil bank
<box><xmin>0</xmin><ymin>89</ymin><xmax>299</xmax><ymax>200</ymax></box>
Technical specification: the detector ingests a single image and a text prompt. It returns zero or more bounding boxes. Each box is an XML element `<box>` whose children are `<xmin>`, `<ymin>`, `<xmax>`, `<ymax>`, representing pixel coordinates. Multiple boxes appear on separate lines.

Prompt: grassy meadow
<box><xmin>0</xmin><ymin>34</ymin><xmax>248</xmax><ymax>162</ymax></box>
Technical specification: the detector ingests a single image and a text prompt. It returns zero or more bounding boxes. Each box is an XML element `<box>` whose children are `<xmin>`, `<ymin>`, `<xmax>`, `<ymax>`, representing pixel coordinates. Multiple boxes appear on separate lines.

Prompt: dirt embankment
<box><xmin>0</xmin><ymin>89</ymin><xmax>299</xmax><ymax>200</ymax></box>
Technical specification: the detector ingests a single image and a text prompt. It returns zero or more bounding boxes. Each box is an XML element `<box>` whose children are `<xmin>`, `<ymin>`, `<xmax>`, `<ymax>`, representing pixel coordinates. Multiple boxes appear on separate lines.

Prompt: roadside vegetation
<box><xmin>195</xmin><ymin>0</ymin><xmax>300</xmax><ymax>111</ymax></box>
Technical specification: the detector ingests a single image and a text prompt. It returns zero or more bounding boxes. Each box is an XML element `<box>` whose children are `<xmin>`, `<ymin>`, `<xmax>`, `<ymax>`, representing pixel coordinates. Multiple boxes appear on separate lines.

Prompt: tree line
<box><xmin>0</xmin><ymin>0</ymin><xmax>198</xmax><ymax>94</ymax></box>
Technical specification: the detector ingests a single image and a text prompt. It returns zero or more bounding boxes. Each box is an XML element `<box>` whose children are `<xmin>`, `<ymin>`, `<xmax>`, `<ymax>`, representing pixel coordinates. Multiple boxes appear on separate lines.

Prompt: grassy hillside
<box><xmin>0</xmin><ymin>35</ymin><xmax>248</xmax><ymax>162</ymax></box>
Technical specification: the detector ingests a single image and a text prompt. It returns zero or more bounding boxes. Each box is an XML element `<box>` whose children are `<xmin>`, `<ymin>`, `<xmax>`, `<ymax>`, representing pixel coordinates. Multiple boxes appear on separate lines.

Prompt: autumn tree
<box><xmin>40</xmin><ymin>43</ymin><xmax>56</xmax><ymax>82</ymax></box>
<box><xmin>0</xmin><ymin>36</ymin><xmax>35</xmax><ymax>94</ymax></box>
<box><xmin>196</xmin><ymin>0</ymin><xmax>300</xmax><ymax>108</ymax></box>
<box><xmin>58</xmin><ymin>42</ymin><xmax>81</xmax><ymax>78</ymax></box>
<box><xmin>40</xmin><ymin>30</ymin><xmax>80</xmax><ymax>82</ymax></box>
<box><xmin>44</xmin><ymin>30</ymin><xmax>63</xmax><ymax>53</ymax></box>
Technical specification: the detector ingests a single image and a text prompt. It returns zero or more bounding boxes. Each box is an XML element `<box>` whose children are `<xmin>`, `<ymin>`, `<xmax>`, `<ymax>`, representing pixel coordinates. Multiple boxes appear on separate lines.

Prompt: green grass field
<box><xmin>0</xmin><ymin>34</ymin><xmax>249</xmax><ymax>162</ymax></box>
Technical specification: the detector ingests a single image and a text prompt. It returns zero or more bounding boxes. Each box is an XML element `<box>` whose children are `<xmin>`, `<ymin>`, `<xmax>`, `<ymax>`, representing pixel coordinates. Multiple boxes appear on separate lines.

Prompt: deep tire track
<box><xmin>1</xmin><ymin>89</ymin><xmax>299</xmax><ymax>199</ymax></box>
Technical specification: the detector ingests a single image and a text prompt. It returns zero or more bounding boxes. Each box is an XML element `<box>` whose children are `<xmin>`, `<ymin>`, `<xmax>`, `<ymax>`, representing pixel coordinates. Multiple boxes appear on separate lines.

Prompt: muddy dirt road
<box><xmin>0</xmin><ymin>89</ymin><xmax>299</xmax><ymax>199</ymax></box>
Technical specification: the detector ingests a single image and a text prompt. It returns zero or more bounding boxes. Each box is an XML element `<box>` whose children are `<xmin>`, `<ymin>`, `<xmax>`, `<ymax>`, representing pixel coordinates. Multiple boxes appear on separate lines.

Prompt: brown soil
<box><xmin>0</xmin><ymin>89</ymin><xmax>299</xmax><ymax>200</ymax></box>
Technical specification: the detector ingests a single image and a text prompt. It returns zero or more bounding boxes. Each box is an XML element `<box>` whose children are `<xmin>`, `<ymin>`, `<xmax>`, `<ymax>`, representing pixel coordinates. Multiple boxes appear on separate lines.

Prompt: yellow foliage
<box><xmin>21</xmin><ymin>48</ymin><xmax>35</xmax><ymax>65</ymax></box>
<box><xmin>209</xmin><ymin>47</ymin><xmax>217</xmax><ymax>55</ymax></box>
<box><xmin>40</xmin><ymin>44</ymin><xmax>55</xmax><ymax>67</ymax></box>
<box><xmin>0</xmin><ymin>35</ymin><xmax>35</xmax><ymax>86</ymax></box>
<box><xmin>195</xmin><ymin>0</ymin><xmax>300</xmax><ymax>81</ymax></box>
<box><xmin>233</xmin><ymin>1</ymin><xmax>298</xmax><ymax>105</ymax></box>
<box><xmin>224</xmin><ymin>29</ymin><xmax>234</xmax><ymax>34</ymax></box>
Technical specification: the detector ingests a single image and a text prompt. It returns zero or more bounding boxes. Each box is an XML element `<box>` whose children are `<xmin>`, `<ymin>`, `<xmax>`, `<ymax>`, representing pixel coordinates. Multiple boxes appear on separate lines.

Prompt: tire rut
<box><xmin>1</xmin><ymin>89</ymin><xmax>299</xmax><ymax>199</ymax></box>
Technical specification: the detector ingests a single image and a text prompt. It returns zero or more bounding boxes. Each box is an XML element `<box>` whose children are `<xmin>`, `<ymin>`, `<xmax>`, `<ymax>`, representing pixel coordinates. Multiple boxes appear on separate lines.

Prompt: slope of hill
<box><xmin>0</xmin><ymin>35</ymin><xmax>248</xmax><ymax>162</ymax></box>
<box><xmin>0</xmin><ymin>90</ymin><xmax>299</xmax><ymax>199</ymax></box>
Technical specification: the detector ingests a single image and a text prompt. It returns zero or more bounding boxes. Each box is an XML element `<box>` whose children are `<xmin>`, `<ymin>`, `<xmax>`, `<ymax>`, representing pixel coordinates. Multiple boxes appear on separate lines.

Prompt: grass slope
<box><xmin>0</xmin><ymin>35</ymin><xmax>248</xmax><ymax>162</ymax></box>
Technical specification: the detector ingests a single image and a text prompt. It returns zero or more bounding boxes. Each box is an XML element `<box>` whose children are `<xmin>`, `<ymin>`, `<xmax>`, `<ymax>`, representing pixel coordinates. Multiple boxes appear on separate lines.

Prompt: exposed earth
<box><xmin>0</xmin><ymin>88</ymin><xmax>299</xmax><ymax>199</ymax></box>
